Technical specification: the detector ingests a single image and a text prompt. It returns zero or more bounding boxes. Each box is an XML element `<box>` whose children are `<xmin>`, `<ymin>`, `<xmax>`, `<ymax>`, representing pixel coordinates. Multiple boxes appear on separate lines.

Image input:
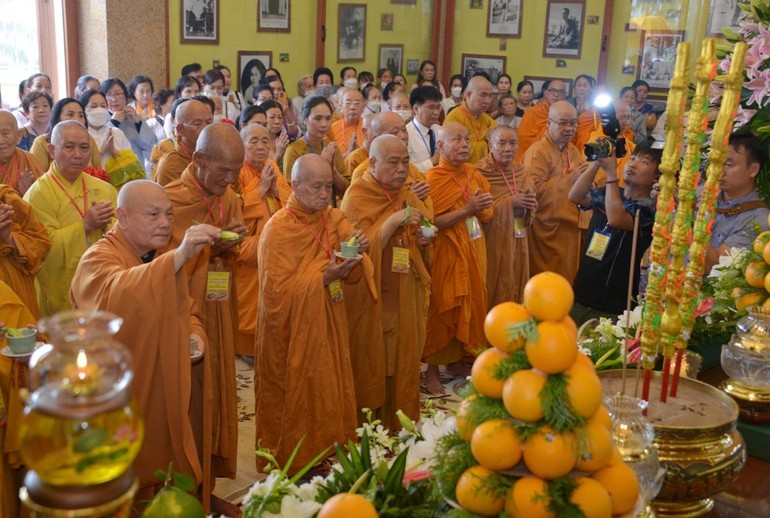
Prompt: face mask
<box><xmin>367</xmin><ymin>101</ymin><xmax>381</xmax><ymax>113</ymax></box>
<box><xmin>87</xmin><ymin>107</ymin><xmax>111</xmax><ymax>127</ymax></box>
<box><xmin>213</xmin><ymin>113</ymin><xmax>223</xmax><ymax>123</ymax></box>
<box><xmin>451</xmin><ymin>86</ymin><xmax>462</xmax><ymax>98</ymax></box>
<box><xmin>316</xmin><ymin>85</ymin><xmax>332</xmax><ymax>97</ymax></box>
<box><xmin>395</xmin><ymin>109</ymin><xmax>412</xmax><ymax>122</ymax></box>
<box><xmin>381</xmin><ymin>82</ymin><xmax>390</xmax><ymax>90</ymax></box>
<box><xmin>343</xmin><ymin>79</ymin><xmax>358</xmax><ymax>90</ymax></box>
<box><xmin>305</xmin><ymin>89</ymin><xmax>316</xmax><ymax>97</ymax></box>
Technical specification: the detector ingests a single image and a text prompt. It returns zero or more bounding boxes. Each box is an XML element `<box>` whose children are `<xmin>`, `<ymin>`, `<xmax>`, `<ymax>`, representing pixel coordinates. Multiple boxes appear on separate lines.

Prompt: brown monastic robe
<box><xmin>153</xmin><ymin>140</ymin><xmax>193</xmax><ymax>186</ymax></box>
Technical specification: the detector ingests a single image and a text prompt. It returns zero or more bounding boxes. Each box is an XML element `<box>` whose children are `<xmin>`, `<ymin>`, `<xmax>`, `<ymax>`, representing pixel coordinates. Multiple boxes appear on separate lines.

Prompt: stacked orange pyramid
<box><xmin>451</xmin><ymin>272</ymin><xmax>640</xmax><ymax>518</ymax></box>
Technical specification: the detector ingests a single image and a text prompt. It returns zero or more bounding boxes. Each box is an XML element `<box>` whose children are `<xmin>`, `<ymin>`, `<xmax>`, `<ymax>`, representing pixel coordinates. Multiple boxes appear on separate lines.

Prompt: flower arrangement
<box><xmin>83</xmin><ymin>166</ymin><xmax>110</xmax><ymax>183</ymax></box>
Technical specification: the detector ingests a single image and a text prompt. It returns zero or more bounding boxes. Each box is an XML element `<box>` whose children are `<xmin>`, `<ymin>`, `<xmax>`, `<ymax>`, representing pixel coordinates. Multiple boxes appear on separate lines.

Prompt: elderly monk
<box><xmin>523</xmin><ymin>101</ymin><xmax>590</xmax><ymax>282</ymax></box>
<box><xmin>516</xmin><ymin>79</ymin><xmax>569</xmax><ymax>163</ymax></box>
<box><xmin>583</xmin><ymin>99</ymin><xmax>637</xmax><ymax>187</ymax></box>
<box><xmin>343</xmin><ymin>113</ymin><xmax>375</xmax><ymax>173</ymax></box>
<box><xmin>163</xmin><ymin>123</ymin><xmax>246</xmax><ymax>515</ymax></box>
<box><xmin>341</xmin><ymin>135</ymin><xmax>434</xmax><ymax>428</ymax></box>
<box><xmin>235</xmin><ymin>124</ymin><xmax>291</xmax><ymax>357</ymax></box>
<box><xmin>444</xmin><ymin>76</ymin><xmax>496</xmax><ymax>163</ymax></box>
<box><xmin>0</xmin><ymin>110</ymin><xmax>43</xmax><ymax>195</ymax></box>
<box><xmin>475</xmin><ymin>125</ymin><xmax>537</xmax><ymax>305</ymax></box>
<box><xmin>424</xmin><ymin>122</ymin><xmax>494</xmax><ymax>395</ymax></box>
<box><xmin>332</xmin><ymin>88</ymin><xmax>366</xmax><ymax>158</ymax></box>
<box><xmin>153</xmin><ymin>99</ymin><xmax>213</xmax><ymax>186</ymax></box>
<box><xmin>255</xmin><ymin>154</ymin><xmax>374</xmax><ymax>472</ymax></box>
<box><xmin>70</xmin><ymin>180</ymin><xmax>222</xmax><ymax>503</ymax></box>
<box><xmin>24</xmin><ymin>121</ymin><xmax>117</xmax><ymax>316</ymax></box>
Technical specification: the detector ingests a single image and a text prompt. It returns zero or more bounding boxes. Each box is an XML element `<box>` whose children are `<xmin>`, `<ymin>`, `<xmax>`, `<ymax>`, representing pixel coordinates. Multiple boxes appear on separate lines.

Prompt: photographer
<box><xmin>568</xmin><ymin>143</ymin><xmax>661</xmax><ymax>324</ymax></box>
<box><xmin>584</xmin><ymin>98</ymin><xmax>637</xmax><ymax>186</ymax></box>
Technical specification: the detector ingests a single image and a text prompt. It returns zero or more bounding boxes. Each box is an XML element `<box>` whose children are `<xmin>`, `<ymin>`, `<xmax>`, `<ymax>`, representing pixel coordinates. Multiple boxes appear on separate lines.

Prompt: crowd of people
<box><xmin>1</xmin><ymin>59</ymin><xmax>768</xmax><ymax>517</ymax></box>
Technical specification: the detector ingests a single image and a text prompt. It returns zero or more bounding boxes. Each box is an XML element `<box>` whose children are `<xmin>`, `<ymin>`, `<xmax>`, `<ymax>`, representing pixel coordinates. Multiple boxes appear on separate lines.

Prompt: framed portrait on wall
<box><xmin>707</xmin><ymin>0</ymin><xmax>750</xmax><ymax>37</ymax></box>
<box><xmin>338</xmin><ymin>4</ymin><xmax>367</xmax><ymax>62</ymax></box>
<box><xmin>257</xmin><ymin>0</ymin><xmax>290</xmax><ymax>32</ymax></box>
<box><xmin>487</xmin><ymin>0</ymin><xmax>523</xmax><ymax>38</ymax></box>
<box><xmin>238</xmin><ymin>51</ymin><xmax>273</xmax><ymax>102</ymax></box>
<box><xmin>636</xmin><ymin>30</ymin><xmax>685</xmax><ymax>91</ymax></box>
<box><xmin>379</xmin><ymin>45</ymin><xmax>404</xmax><ymax>75</ymax></box>
<box><xmin>542</xmin><ymin>0</ymin><xmax>585</xmax><ymax>59</ymax></box>
<box><xmin>523</xmin><ymin>75</ymin><xmax>574</xmax><ymax>97</ymax></box>
<box><xmin>181</xmin><ymin>0</ymin><xmax>219</xmax><ymax>44</ymax></box>
<box><xmin>461</xmin><ymin>54</ymin><xmax>507</xmax><ymax>84</ymax></box>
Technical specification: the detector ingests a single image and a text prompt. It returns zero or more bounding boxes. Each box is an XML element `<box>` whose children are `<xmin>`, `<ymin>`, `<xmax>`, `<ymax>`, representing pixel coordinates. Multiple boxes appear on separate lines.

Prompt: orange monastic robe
<box><xmin>444</xmin><ymin>103</ymin><xmax>496</xmax><ymax>163</ymax></box>
<box><xmin>70</xmin><ymin>226</ymin><xmax>203</xmax><ymax>498</ymax></box>
<box><xmin>523</xmin><ymin>133</ymin><xmax>586</xmax><ymax>282</ymax></box>
<box><xmin>574</xmin><ymin>109</ymin><xmax>599</xmax><ymax>152</ymax></box>
<box><xmin>164</xmin><ymin>165</ymin><xmax>240</xmax><ymax>507</ymax></box>
<box><xmin>255</xmin><ymin>194</ymin><xmax>375</xmax><ymax>471</ymax></box>
<box><xmin>516</xmin><ymin>102</ymin><xmax>550</xmax><ymax>164</ymax></box>
<box><xmin>235</xmin><ymin>159</ymin><xmax>291</xmax><ymax>355</ymax></box>
<box><xmin>0</xmin><ymin>185</ymin><xmax>50</xmax><ymax>317</ymax></box>
<box><xmin>153</xmin><ymin>140</ymin><xmax>193</xmax><ymax>186</ymax></box>
<box><xmin>331</xmin><ymin>119</ymin><xmax>364</xmax><ymax>154</ymax></box>
<box><xmin>475</xmin><ymin>155</ymin><xmax>537</xmax><ymax>305</ymax></box>
<box><xmin>0</xmin><ymin>148</ymin><xmax>44</xmax><ymax>194</ymax></box>
<box><xmin>340</xmin><ymin>171</ymin><xmax>433</xmax><ymax>428</ymax></box>
<box><xmin>344</xmin><ymin>146</ymin><xmax>368</xmax><ymax>174</ymax></box>
<box><xmin>424</xmin><ymin>159</ymin><xmax>493</xmax><ymax>362</ymax></box>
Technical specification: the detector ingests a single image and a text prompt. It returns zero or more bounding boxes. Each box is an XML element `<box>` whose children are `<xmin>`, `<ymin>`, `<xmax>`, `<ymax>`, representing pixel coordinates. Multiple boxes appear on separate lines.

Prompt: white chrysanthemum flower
<box><xmin>263</xmin><ymin>494</ymin><xmax>322</xmax><ymax>518</ymax></box>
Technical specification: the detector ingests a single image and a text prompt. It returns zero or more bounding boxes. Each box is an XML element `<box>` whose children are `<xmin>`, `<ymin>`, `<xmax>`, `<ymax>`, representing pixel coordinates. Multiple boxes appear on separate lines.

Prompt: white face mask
<box><xmin>381</xmin><ymin>82</ymin><xmax>390</xmax><ymax>90</ymax></box>
<box><xmin>343</xmin><ymin>79</ymin><xmax>358</xmax><ymax>90</ymax></box>
<box><xmin>87</xmin><ymin>107</ymin><xmax>111</xmax><ymax>127</ymax></box>
<box><xmin>213</xmin><ymin>113</ymin><xmax>223</xmax><ymax>123</ymax></box>
<box><xmin>395</xmin><ymin>109</ymin><xmax>412</xmax><ymax>122</ymax></box>
<box><xmin>367</xmin><ymin>101</ymin><xmax>381</xmax><ymax>113</ymax></box>
<box><xmin>451</xmin><ymin>86</ymin><xmax>463</xmax><ymax>98</ymax></box>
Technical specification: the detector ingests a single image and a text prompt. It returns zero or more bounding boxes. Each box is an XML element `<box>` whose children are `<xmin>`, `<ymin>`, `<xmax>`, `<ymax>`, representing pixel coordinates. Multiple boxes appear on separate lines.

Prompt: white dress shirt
<box><xmin>407</xmin><ymin>118</ymin><xmax>440</xmax><ymax>172</ymax></box>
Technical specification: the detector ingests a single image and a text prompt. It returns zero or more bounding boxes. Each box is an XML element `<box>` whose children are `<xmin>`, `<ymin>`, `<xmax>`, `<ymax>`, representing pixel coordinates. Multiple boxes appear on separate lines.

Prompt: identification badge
<box><xmin>329</xmin><ymin>279</ymin><xmax>344</xmax><ymax>303</ymax></box>
<box><xmin>392</xmin><ymin>246</ymin><xmax>410</xmax><ymax>274</ymax></box>
<box><xmin>586</xmin><ymin>228</ymin><xmax>611</xmax><ymax>261</ymax></box>
<box><xmin>514</xmin><ymin>217</ymin><xmax>526</xmax><ymax>238</ymax></box>
<box><xmin>465</xmin><ymin>216</ymin><xmax>483</xmax><ymax>241</ymax></box>
<box><xmin>206</xmin><ymin>270</ymin><xmax>231</xmax><ymax>301</ymax></box>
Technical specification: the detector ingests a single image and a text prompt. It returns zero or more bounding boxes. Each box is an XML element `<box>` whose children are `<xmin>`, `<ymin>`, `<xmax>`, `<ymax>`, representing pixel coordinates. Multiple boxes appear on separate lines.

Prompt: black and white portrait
<box><xmin>487</xmin><ymin>0</ymin><xmax>523</xmax><ymax>38</ymax></box>
<box><xmin>462</xmin><ymin>54</ymin><xmax>507</xmax><ymax>85</ymax></box>
<box><xmin>379</xmin><ymin>45</ymin><xmax>404</xmax><ymax>75</ymax></box>
<box><xmin>238</xmin><ymin>51</ymin><xmax>272</xmax><ymax>102</ymax></box>
<box><xmin>637</xmin><ymin>30</ymin><xmax>684</xmax><ymax>90</ymax></box>
<box><xmin>543</xmin><ymin>1</ymin><xmax>585</xmax><ymax>58</ymax></box>
<box><xmin>258</xmin><ymin>0</ymin><xmax>290</xmax><ymax>32</ymax></box>
<box><xmin>339</xmin><ymin>4</ymin><xmax>366</xmax><ymax>62</ymax></box>
<box><xmin>707</xmin><ymin>0</ymin><xmax>750</xmax><ymax>37</ymax></box>
<box><xmin>181</xmin><ymin>0</ymin><xmax>218</xmax><ymax>44</ymax></box>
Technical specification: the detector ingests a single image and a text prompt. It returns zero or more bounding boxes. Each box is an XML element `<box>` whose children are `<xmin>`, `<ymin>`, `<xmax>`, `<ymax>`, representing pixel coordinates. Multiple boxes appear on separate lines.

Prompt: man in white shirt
<box><xmin>406</xmin><ymin>86</ymin><xmax>443</xmax><ymax>172</ymax></box>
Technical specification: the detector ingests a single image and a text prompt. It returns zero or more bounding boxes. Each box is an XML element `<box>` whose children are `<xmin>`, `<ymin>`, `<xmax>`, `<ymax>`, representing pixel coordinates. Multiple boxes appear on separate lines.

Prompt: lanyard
<box><xmin>450</xmin><ymin>169</ymin><xmax>473</xmax><ymax>203</ymax></box>
<box><xmin>286</xmin><ymin>207</ymin><xmax>332</xmax><ymax>258</ymax></box>
<box><xmin>560</xmin><ymin>148</ymin><xmax>573</xmax><ymax>175</ymax></box>
<box><xmin>412</xmin><ymin>120</ymin><xmax>432</xmax><ymax>155</ymax></box>
<box><xmin>460</xmin><ymin>103</ymin><xmax>484</xmax><ymax>142</ymax></box>
<box><xmin>491</xmin><ymin>157</ymin><xmax>518</xmax><ymax>196</ymax></box>
<box><xmin>177</xmin><ymin>139</ymin><xmax>192</xmax><ymax>160</ymax></box>
<box><xmin>377</xmin><ymin>180</ymin><xmax>402</xmax><ymax>208</ymax></box>
<box><xmin>49</xmin><ymin>171</ymin><xmax>88</xmax><ymax>220</ymax></box>
<box><xmin>0</xmin><ymin>154</ymin><xmax>19</xmax><ymax>188</ymax></box>
<box><xmin>303</xmin><ymin>136</ymin><xmax>325</xmax><ymax>155</ymax></box>
<box><xmin>191</xmin><ymin>175</ymin><xmax>224</xmax><ymax>226</ymax></box>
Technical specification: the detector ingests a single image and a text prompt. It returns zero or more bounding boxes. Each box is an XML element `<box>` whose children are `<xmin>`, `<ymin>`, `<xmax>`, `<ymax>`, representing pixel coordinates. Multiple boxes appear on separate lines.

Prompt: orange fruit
<box><xmin>570</xmin><ymin>477</ymin><xmax>612</xmax><ymax>518</ymax></box>
<box><xmin>317</xmin><ymin>493</ymin><xmax>378</xmax><ymax>518</ymax></box>
<box><xmin>573</xmin><ymin>351</ymin><xmax>596</xmax><ymax>372</ymax></box>
<box><xmin>765</xmin><ymin>270</ymin><xmax>770</xmax><ymax>294</ymax></box>
<box><xmin>525</xmin><ymin>320</ymin><xmax>578</xmax><ymax>374</ymax></box>
<box><xmin>456</xmin><ymin>395</ymin><xmax>479</xmax><ymax>442</ymax></box>
<box><xmin>455</xmin><ymin>465</ymin><xmax>506</xmax><ymax>516</ymax></box>
<box><xmin>592</xmin><ymin>463</ymin><xmax>640</xmax><ymax>515</ymax></box>
<box><xmin>484</xmin><ymin>302</ymin><xmax>533</xmax><ymax>352</ymax></box>
<box><xmin>471</xmin><ymin>348</ymin><xmax>508</xmax><ymax>399</ymax></box>
<box><xmin>565</xmin><ymin>363</ymin><xmax>603</xmax><ymax>418</ymax></box>
<box><xmin>736</xmin><ymin>290</ymin><xmax>765</xmax><ymax>311</ymax></box>
<box><xmin>762</xmin><ymin>297</ymin><xmax>770</xmax><ymax>312</ymax></box>
<box><xmin>560</xmin><ymin>315</ymin><xmax>578</xmax><ymax>339</ymax></box>
<box><xmin>588</xmin><ymin>404</ymin><xmax>611</xmax><ymax>429</ymax></box>
<box><xmin>143</xmin><ymin>486</ymin><xmax>206</xmax><ymax>518</ymax></box>
<box><xmin>753</xmin><ymin>230</ymin><xmax>770</xmax><ymax>254</ymax></box>
<box><xmin>523</xmin><ymin>272</ymin><xmax>574</xmax><ymax>322</ymax></box>
<box><xmin>745</xmin><ymin>260</ymin><xmax>770</xmax><ymax>289</ymax></box>
<box><xmin>471</xmin><ymin>419</ymin><xmax>522</xmax><ymax>471</ymax></box>
<box><xmin>505</xmin><ymin>476</ymin><xmax>555</xmax><ymax>518</ymax></box>
<box><xmin>575</xmin><ymin>421</ymin><xmax>614</xmax><ymax>472</ymax></box>
<box><xmin>764</xmin><ymin>242</ymin><xmax>770</xmax><ymax>266</ymax></box>
<box><xmin>608</xmin><ymin>446</ymin><xmax>624</xmax><ymax>467</ymax></box>
<box><xmin>502</xmin><ymin>369</ymin><xmax>546</xmax><ymax>423</ymax></box>
<box><xmin>523</xmin><ymin>426</ymin><xmax>577</xmax><ymax>480</ymax></box>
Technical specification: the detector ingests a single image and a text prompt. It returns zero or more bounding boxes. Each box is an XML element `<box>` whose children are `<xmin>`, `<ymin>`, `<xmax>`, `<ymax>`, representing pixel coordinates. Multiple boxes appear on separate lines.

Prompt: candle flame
<box><xmin>76</xmin><ymin>350</ymin><xmax>87</xmax><ymax>381</ymax></box>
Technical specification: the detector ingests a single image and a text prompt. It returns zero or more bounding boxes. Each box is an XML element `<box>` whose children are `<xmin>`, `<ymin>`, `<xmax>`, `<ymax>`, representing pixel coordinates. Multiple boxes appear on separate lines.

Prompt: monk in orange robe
<box><xmin>523</xmin><ymin>101</ymin><xmax>590</xmax><ymax>283</ymax></box>
<box><xmin>424</xmin><ymin>122</ymin><xmax>494</xmax><ymax>395</ymax></box>
<box><xmin>235</xmin><ymin>124</ymin><xmax>291</xmax><ymax>357</ymax></box>
<box><xmin>255</xmin><ymin>154</ymin><xmax>375</xmax><ymax>471</ymax></box>
<box><xmin>0</xmin><ymin>185</ymin><xmax>50</xmax><ymax>318</ymax></box>
<box><xmin>341</xmin><ymin>135</ymin><xmax>434</xmax><ymax>428</ymax></box>
<box><xmin>163</xmin><ymin>124</ymin><xmax>245</xmax><ymax>515</ymax></box>
<box><xmin>331</xmin><ymin>89</ymin><xmax>366</xmax><ymax>158</ymax></box>
<box><xmin>444</xmin><ymin>76</ymin><xmax>496</xmax><ymax>163</ymax></box>
<box><xmin>153</xmin><ymin>99</ymin><xmax>213</xmax><ymax>186</ymax></box>
<box><xmin>343</xmin><ymin>113</ymin><xmax>374</xmax><ymax>174</ymax></box>
<box><xmin>70</xmin><ymin>180</ymin><xmax>222</xmax><ymax>504</ymax></box>
<box><xmin>475</xmin><ymin>126</ymin><xmax>537</xmax><ymax>305</ymax></box>
<box><xmin>0</xmin><ymin>110</ymin><xmax>44</xmax><ymax>195</ymax></box>
<box><xmin>515</xmin><ymin>80</ymin><xmax>569</xmax><ymax>163</ymax></box>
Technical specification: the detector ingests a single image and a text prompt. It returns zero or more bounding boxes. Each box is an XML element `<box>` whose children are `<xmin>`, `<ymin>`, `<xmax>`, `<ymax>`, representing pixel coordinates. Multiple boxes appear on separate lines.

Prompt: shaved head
<box><xmin>241</xmin><ymin>123</ymin><xmax>272</xmax><ymax>167</ymax></box>
<box><xmin>438</xmin><ymin>122</ymin><xmax>471</xmax><ymax>166</ymax></box>
<box><xmin>175</xmin><ymin>99</ymin><xmax>213</xmax><ymax>147</ymax></box>
<box><xmin>487</xmin><ymin>125</ymin><xmax>518</xmax><ymax>165</ymax></box>
<box><xmin>0</xmin><ymin>110</ymin><xmax>17</xmax><ymax>127</ymax></box>
<box><xmin>369</xmin><ymin>135</ymin><xmax>410</xmax><ymax>190</ymax></box>
<box><xmin>291</xmin><ymin>154</ymin><xmax>333</xmax><ymax>212</ymax></box>
<box><xmin>547</xmin><ymin>101</ymin><xmax>578</xmax><ymax>147</ymax></box>
<box><xmin>0</xmin><ymin>110</ymin><xmax>20</xmax><ymax>162</ymax></box>
<box><xmin>548</xmin><ymin>100</ymin><xmax>577</xmax><ymax>120</ymax></box>
<box><xmin>369</xmin><ymin>134</ymin><xmax>406</xmax><ymax>162</ymax></box>
<box><xmin>369</xmin><ymin>112</ymin><xmax>408</xmax><ymax>146</ymax></box>
<box><xmin>118</xmin><ymin>179</ymin><xmax>167</xmax><ymax>210</ymax></box>
<box><xmin>51</xmin><ymin>120</ymin><xmax>88</xmax><ymax>146</ymax></box>
<box><xmin>116</xmin><ymin>180</ymin><xmax>174</xmax><ymax>256</ymax></box>
<box><xmin>464</xmin><ymin>76</ymin><xmax>494</xmax><ymax>115</ymax></box>
<box><xmin>614</xmin><ymin>99</ymin><xmax>632</xmax><ymax>132</ymax></box>
<box><xmin>389</xmin><ymin>92</ymin><xmax>410</xmax><ymax>112</ymax></box>
<box><xmin>192</xmin><ymin>123</ymin><xmax>244</xmax><ymax>195</ymax></box>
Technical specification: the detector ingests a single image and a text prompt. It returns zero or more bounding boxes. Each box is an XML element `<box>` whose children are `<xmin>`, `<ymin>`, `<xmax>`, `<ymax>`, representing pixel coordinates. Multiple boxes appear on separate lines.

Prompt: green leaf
<box><xmin>360</xmin><ymin>429</ymin><xmax>372</xmax><ymax>472</ymax></box>
<box><xmin>153</xmin><ymin>469</ymin><xmax>166</xmax><ymax>482</ymax></box>
<box><xmin>73</xmin><ymin>427</ymin><xmax>107</xmax><ymax>453</ymax></box>
<box><xmin>384</xmin><ymin>448</ymin><xmax>409</xmax><ymax>495</ymax></box>
<box><xmin>173</xmin><ymin>472</ymin><xmax>196</xmax><ymax>493</ymax></box>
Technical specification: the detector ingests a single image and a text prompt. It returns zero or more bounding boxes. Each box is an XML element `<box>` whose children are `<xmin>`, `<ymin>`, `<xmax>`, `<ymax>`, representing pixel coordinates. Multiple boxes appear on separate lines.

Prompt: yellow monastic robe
<box><xmin>29</xmin><ymin>135</ymin><xmax>101</xmax><ymax>172</ymax></box>
<box><xmin>23</xmin><ymin>165</ymin><xmax>117</xmax><ymax>316</ymax></box>
<box><xmin>153</xmin><ymin>139</ymin><xmax>193</xmax><ymax>186</ymax></box>
<box><xmin>331</xmin><ymin>118</ymin><xmax>364</xmax><ymax>154</ymax></box>
<box><xmin>475</xmin><ymin>155</ymin><xmax>537</xmax><ymax>305</ymax></box>
<box><xmin>282</xmin><ymin>139</ymin><xmax>349</xmax><ymax>182</ymax></box>
<box><xmin>344</xmin><ymin>146</ymin><xmax>369</xmax><ymax>174</ymax></box>
<box><xmin>444</xmin><ymin>103</ymin><xmax>496</xmax><ymax>163</ymax></box>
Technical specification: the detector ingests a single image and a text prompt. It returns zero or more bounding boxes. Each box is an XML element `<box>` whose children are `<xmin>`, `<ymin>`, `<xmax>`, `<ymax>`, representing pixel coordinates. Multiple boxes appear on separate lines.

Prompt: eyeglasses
<box><xmin>546</xmin><ymin>88</ymin><xmax>567</xmax><ymax>95</ymax></box>
<box><xmin>105</xmin><ymin>91</ymin><xmax>125</xmax><ymax>99</ymax></box>
<box><xmin>618</xmin><ymin>114</ymin><xmax>633</xmax><ymax>122</ymax></box>
<box><xmin>344</xmin><ymin>100</ymin><xmax>363</xmax><ymax>106</ymax></box>
<box><xmin>548</xmin><ymin>119</ymin><xmax>578</xmax><ymax>128</ymax></box>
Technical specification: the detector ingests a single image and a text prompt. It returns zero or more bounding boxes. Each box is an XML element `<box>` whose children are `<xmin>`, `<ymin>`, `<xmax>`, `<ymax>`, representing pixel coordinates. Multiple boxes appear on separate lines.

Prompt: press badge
<box><xmin>206</xmin><ymin>270</ymin><xmax>231</xmax><ymax>301</ymax></box>
<box><xmin>465</xmin><ymin>216</ymin><xmax>483</xmax><ymax>241</ymax></box>
<box><xmin>514</xmin><ymin>217</ymin><xmax>526</xmax><ymax>238</ymax></box>
<box><xmin>586</xmin><ymin>227</ymin><xmax>611</xmax><ymax>261</ymax></box>
<box><xmin>329</xmin><ymin>279</ymin><xmax>344</xmax><ymax>303</ymax></box>
<box><xmin>392</xmin><ymin>246</ymin><xmax>410</xmax><ymax>274</ymax></box>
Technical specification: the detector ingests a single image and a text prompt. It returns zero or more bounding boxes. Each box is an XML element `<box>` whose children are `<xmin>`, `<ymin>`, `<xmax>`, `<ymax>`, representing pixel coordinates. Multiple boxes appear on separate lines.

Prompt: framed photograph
<box><xmin>379</xmin><ymin>44</ymin><xmax>404</xmax><ymax>75</ymax></box>
<box><xmin>461</xmin><ymin>54</ymin><xmax>507</xmax><ymax>85</ymax></box>
<box><xmin>181</xmin><ymin>0</ymin><xmax>219</xmax><ymax>44</ymax></box>
<box><xmin>237</xmin><ymin>51</ymin><xmax>273</xmax><ymax>102</ymax></box>
<box><xmin>391</xmin><ymin>0</ymin><xmax>416</xmax><ymax>4</ymax></box>
<box><xmin>487</xmin><ymin>0</ymin><xmax>523</xmax><ymax>38</ymax></box>
<box><xmin>258</xmin><ymin>0</ymin><xmax>290</xmax><ymax>32</ymax></box>
<box><xmin>707</xmin><ymin>0</ymin><xmax>750</xmax><ymax>37</ymax></box>
<box><xmin>381</xmin><ymin>13</ymin><xmax>394</xmax><ymax>31</ymax></box>
<box><xmin>523</xmin><ymin>75</ymin><xmax>574</xmax><ymax>98</ymax></box>
<box><xmin>470</xmin><ymin>0</ymin><xmax>483</xmax><ymax>8</ymax></box>
<box><xmin>636</xmin><ymin>30</ymin><xmax>685</xmax><ymax>91</ymax></box>
<box><xmin>543</xmin><ymin>0</ymin><xmax>585</xmax><ymax>59</ymax></box>
<box><xmin>406</xmin><ymin>59</ymin><xmax>419</xmax><ymax>74</ymax></box>
<box><xmin>338</xmin><ymin>4</ymin><xmax>366</xmax><ymax>62</ymax></box>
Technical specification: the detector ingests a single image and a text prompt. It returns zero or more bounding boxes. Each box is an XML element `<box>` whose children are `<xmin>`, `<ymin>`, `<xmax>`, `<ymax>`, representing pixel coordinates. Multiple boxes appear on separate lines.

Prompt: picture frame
<box><xmin>237</xmin><ymin>51</ymin><xmax>273</xmax><ymax>102</ymax></box>
<box><xmin>406</xmin><ymin>59</ymin><xmax>419</xmax><ymax>75</ymax></box>
<box><xmin>461</xmin><ymin>54</ymin><xmax>507</xmax><ymax>85</ymax></box>
<box><xmin>470</xmin><ymin>0</ymin><xmax>483</xmax><ymax>9</ymax></box>
<box><xmin>338</xmin><ymin>4</ymin><xmax>366</xmax><ymax>62</ymax></box>
<box><xmin>523</xmin><ymin>75</ymin><xmax>574</xmax><ymax>98</ymax></box>
<box><xmin>636</xmin><ymin>30</ymin><xmax>685</xmax><ymax>91</ymax></box>
<box><xmin>390</xmin><ymin>0</ymin><xmax>416</xmax><ymax>4</ymax></box>
<box><xmin>543</xmin><ymin>0</ymin><xmax>585</xmax><ymax>59</ymax></box>
<box><xmin>379</xmin><ymin>44</ymin><xmax>404</xmax><ymax>75</ymax></box>
<box><xmin>181</xmin><ymin>0</ymin><xmax>219</xmax><ymax>44</ymax></box>
<box><xmin>257</xmin><ymin>0</ymin><xmax>290</xmax><ymax>33</ymax></box>
<box><xmin>707</xmin><ymin>0</ymin><xmax>750</xmax><ymax>37</ymax></box>
<box><xmin>381</xmin><ymin>13</ymin><xmax>394</xmax><ymax>31</ymax></box>
<box><xmin>486</xmin><ymin>0</ymin><xmax>523</xmax><ymax>39</ymax></box>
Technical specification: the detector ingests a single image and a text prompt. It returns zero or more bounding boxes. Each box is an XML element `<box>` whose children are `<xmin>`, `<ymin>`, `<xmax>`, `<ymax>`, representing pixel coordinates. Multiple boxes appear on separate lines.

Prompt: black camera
<box><xmin>584</xmin><ymin>94</ymin><xmax>627</xmax><ymax>161</ymax></box>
